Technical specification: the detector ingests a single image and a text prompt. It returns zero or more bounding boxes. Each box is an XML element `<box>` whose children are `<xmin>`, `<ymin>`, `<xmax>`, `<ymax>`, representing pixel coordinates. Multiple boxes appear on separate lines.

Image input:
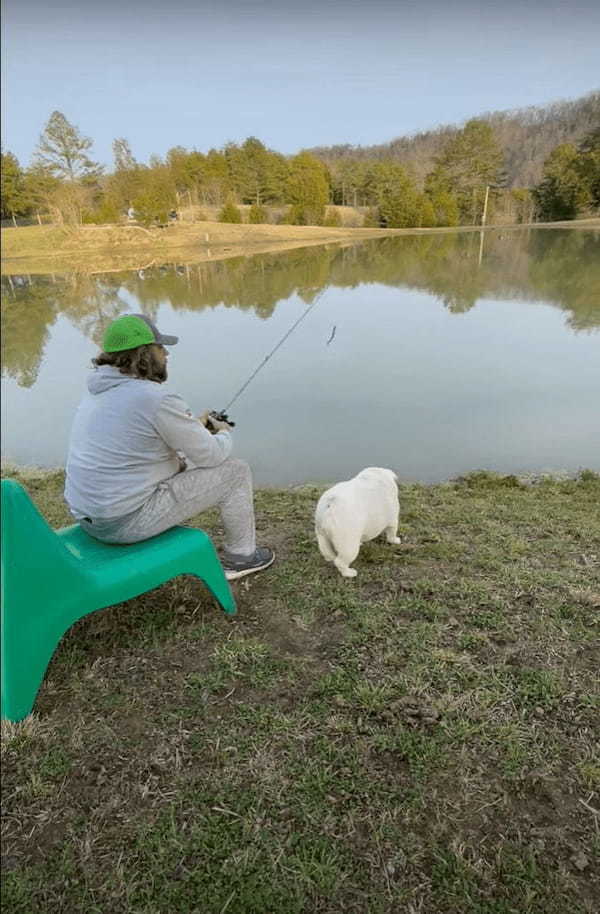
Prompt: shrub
<box><xmin>219</xmin><ymin>200</ymin><xmax>243</xmax><ymax>223</ymax></box>
<box><xmin>431</xmin><ymin>192</ymin><xmax>459</xmax><ymax>227</ymax></box>
<box><xmin>81</xmin><ymin>200</ymin><xmax>120</xmax><ymax>224</ymax></box>
<box><xmin>362</xmin><ymin>208</ymin><xmax>380</xmax><ymax>227</ymax></box>
<box><xmin>417</xmin><ymin>196</ymin><xmax>437</xmax><ymax>228</ymax></box>
<box><xmin>284</xmin><ymin>204</ymin><xmax>304</xmax><ymax>225</ymax></box>
<box><xmin>248</xmin><ymin>204</ymin><xmax>267</xmax><ymax>224</ymax></box>
<box><xmin>322</xmin><ymin>208</ymin><xmax>342</xmax><ymax>227</ymax></box>
<box><xmin>132</xmin><ymin>193</ymin><xmax>171</xmax><ymax>226</ymax></box>
<box><xmin>284</xmin><ymin>203</ymin><xmax>325</xmax><ymax>225</ymax></box>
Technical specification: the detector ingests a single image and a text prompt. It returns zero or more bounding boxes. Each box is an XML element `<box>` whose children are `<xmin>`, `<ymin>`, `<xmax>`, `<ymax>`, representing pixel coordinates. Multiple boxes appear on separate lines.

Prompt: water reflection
<box><xmin>1</xmin><ymin>274</ymin><xmax>129</xmax><ymax>388</ymax></box>
<box><xmin>2</xmin><ymin>228</ymin><xmax>599</xmax><ymax>484</ymax></box>
<box><xmin>2</xmin><ymin>229</ymin><xmax>599</xmax><ymax>390</ymax></box>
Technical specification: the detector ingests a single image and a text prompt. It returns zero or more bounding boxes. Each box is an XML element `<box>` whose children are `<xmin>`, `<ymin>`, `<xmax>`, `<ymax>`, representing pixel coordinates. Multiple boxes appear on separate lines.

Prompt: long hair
<box><xmin>93</xmin><ymin>344</ymin><xmax>167</xmax><ymax>383</ymax></box>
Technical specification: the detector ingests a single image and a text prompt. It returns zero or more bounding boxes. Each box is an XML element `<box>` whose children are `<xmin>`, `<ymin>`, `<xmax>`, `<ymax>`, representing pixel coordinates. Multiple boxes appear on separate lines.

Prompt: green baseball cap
<box><xmin>102</xmin><ymin>313</ymin><xmax>179</xmax><ymax>353</ymax></box>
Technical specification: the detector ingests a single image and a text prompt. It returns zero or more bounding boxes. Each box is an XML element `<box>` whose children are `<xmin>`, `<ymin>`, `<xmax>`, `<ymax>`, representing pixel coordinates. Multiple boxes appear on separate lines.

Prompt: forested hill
<box><xmin>309</xmin><ymin>91</ymin><xmax>600</xmax><ymax>188</ymax></box>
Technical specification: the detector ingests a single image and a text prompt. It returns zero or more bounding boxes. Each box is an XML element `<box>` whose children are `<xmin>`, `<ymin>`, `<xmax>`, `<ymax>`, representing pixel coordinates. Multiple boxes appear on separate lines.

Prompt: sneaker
<box><xmin>223</xmin><ymin>547</ymin><xmax>275</xmax><ymax>581</ymax></box>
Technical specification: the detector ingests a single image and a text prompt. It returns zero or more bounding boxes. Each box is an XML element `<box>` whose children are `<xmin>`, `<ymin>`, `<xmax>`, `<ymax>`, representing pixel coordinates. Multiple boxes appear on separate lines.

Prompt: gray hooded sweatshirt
<box><xmin>65</xmin><ymin>365</ymin><xmax>232</xmax><ymax>520</ymax></box>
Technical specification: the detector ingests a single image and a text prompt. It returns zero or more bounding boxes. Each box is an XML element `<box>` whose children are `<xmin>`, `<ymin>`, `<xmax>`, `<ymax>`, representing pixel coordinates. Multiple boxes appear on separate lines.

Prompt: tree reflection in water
<box><xmin>2</xmin><ymin>228</ymin><xmax>598</xmax><ymax>387</ymax></box>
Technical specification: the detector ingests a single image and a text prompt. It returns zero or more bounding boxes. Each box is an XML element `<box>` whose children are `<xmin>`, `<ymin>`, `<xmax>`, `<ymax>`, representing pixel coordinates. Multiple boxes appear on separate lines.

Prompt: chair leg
<box><xmin>1</xmin><ymin>616</ymin><xmax>68</xmax><ymax>722</ymax></box>
<box><xmin>1</xmin><ymin>541</ymin><xmax>236</xmax><ymax>721</ymax></box>
<box><xmin>190</xmin><ymin>544</ymin><xmax>237</xmax><ymax>615</ymax></box>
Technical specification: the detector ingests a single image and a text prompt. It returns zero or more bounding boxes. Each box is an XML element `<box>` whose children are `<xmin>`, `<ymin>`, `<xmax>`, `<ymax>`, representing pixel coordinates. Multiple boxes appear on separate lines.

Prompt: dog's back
<box><xmin>315</xmin><ymin>480</ymin><xmax>359</xmax><ymax>541</ymax></box>
<box><xmin>314</xmin><ymin>484</ymin><xmax>360</xmax><ymax>576</ymax></box>
<box><xmin>315</xmin><ymin>467</ymin><xmax>399</xmax><ymax>578</ymax></box>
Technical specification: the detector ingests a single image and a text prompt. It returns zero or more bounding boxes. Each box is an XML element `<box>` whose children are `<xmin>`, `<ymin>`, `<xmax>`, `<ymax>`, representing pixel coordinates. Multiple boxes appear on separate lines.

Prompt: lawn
<box><xmin>1</xmin><ymin>467</ymin><xmax>599</xmax><ymax>913</ymax></box>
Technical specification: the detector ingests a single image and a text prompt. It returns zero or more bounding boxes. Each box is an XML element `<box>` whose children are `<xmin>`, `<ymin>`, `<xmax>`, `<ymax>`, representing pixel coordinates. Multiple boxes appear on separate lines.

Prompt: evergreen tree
<box><xmin>365</xmin><ymin>162</ymin><xmax>420</xmax><ymax>228</ymax></box>
<box><xmin>431</xmin><ymin>119</ymin><xmax>504</xmax><ymax>223</ymax></box>
<box><xmin>415</xmin><ymin>194</ymin><xmax>436</xmax><ymax>228</ymax></box>
<box><xmin>429</xmin><ymin>190</ymin><xmax>460</xmax><ymax>227</ymax></box>
<box><xmin>248</xmin><ymin>203</ymin><xmax>267</xmax><ymax>223</ymax></box>
<box><xmin>131</xmin><ymin>165</ymin><xmax>176</xmax><ymax>225</ymax></box>
<box><xmin>286</xmin><ymin>152</ymin><xmax>329</xmax><ymax>224</ymax></box>
<box><xmin>1</xmin><ymin>151</ymin><xmax>30</xmax><ymax>218</ymax></box>
<box><xmin>21</xmin><ymin>165</ymin><xmax>61</xmax><ymax>217</ymax></box>
<box><xmin>329</xmin><ymin>158</ymin><xmax>367</xmax><ymax>206</ymax></box>
<box><xmin>533</xmin><ymin>143</ymin><xmax>592</xmax><ymax>221</ymax></box>
<box><xmin>262</xmin><ymin>149</ymin><xmax>290</xmax><ymax>204</ymax></box>
<box><xmin>34</xmin><ymin>110</ymin><xmax>102</xmax><ymax>181</ymax></box>
<box><xmin>577</xmin><ymin>128</ymin><xmax>600</xmax><ymax>208</ymax></box>
<box><xmin>184</xmin><ymin>151</ymin><xmax>208</xmax><ymax>202</ymax></box>
<box><xmin>219</xmin><ymin>198</ymin><xmax>243</xmax><ymax>223</ymax></box>
<box><xmin>226</xmin><ymin>138</ymin><xmax>263</xmax><ymax>204</ymax></box>
<box><xmin>424</xmin><ymin>165</ymin><xmax>453</xmax><ymax>199</ymax></box>
<box><xmin>203</xmin><ymin>149</ymin><xmax>230</xmax><ymax>204</ymax></box>
<box><xmin>162</xmin><ymin>147</ymin><xmax>208</xmax><ymax>206</ymax></box>
<box><xmin>226</xmin><ymin>137</ymin><xmax>289</xmax><ymax>205</ymax></box>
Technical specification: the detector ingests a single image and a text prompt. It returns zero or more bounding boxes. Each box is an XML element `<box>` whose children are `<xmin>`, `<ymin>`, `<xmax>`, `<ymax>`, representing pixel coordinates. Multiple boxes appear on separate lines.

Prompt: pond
<box><xmin>1</xmin><ymin>227</ymin><xmax>599</xmax><ymax>486</ymax></box>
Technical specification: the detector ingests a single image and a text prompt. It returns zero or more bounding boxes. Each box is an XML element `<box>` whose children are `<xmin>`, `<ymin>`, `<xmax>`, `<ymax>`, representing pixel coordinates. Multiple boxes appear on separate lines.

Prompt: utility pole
<box><xmin>477</xmin><ymin>185</ymin><xmax>491</xmax><ymax>267</ymax></box>
<box><xmin>478</xmin><ymin>228</ymin><xmax>485</xmax><ymax>267</ymax></box>
<box><xmin>481</xmin><ymin>185</ymin><xmax>490</xmax><ymax>227</ymax></box>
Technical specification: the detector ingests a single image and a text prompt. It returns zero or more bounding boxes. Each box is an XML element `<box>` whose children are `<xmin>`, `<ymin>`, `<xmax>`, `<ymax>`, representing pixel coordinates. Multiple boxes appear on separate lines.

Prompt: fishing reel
<box><xmin>207</xmin><ymin>409</ymin><xmax>236</xmax><ymax>430</ymax></box>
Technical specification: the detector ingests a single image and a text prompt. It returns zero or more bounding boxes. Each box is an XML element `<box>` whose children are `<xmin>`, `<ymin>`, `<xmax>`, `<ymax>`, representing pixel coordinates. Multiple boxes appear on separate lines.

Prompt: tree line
<box><xmin>1</xmin><ymin>106</ymin><xmax>599</xmax><ymax>230</ymax></box>
<box><xmin>311</xmin><ymin>91</ymin><xmax>600</xmax><ymax>187</ymax></box>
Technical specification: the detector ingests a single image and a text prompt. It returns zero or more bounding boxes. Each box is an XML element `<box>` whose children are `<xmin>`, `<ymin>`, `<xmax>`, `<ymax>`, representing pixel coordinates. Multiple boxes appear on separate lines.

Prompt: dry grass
<box><xmin>3</xmin><ymin>219</ymin><xmax>597</xmax><ymax>276</ymax></box>
<box><xmin>1</xmin><ymin>222</ymin><xmax>391</xmax><ymax>275</ymax></box>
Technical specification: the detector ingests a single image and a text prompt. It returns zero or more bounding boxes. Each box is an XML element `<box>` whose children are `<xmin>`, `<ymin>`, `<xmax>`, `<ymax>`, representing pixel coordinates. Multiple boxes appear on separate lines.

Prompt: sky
<box><xmin>2</xmin><ymin>0</ymin><xmax>599</xmax><ymax>169</ymax></box>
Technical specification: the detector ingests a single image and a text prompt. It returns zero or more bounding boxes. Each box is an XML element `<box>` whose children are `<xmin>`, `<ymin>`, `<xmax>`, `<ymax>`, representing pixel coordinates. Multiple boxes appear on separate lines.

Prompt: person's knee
<box><xmin>225</xmin><ymin>457</ymin><xmax>252</xmax><ymax>486</ymax></box>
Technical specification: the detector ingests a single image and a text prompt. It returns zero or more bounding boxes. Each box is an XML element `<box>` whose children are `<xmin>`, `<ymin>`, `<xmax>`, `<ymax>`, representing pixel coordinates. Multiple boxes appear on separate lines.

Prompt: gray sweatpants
<box><xmin>79</xmin><ymin>458</ymin><xmax>256</xmax><ymax>555</ymax></box>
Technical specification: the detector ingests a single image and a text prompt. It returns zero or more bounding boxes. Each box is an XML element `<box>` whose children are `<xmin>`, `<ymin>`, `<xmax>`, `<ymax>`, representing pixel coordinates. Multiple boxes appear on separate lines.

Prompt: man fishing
<box><xmin>64</xmin><ymin>313</ymin><xmax>274</xmax><ymax>580</ymax></box>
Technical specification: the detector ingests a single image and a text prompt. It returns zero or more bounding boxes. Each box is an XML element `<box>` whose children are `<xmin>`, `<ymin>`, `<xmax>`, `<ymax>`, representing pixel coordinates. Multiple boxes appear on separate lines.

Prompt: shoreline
<box><xmin>2</xmin><ymin>460</ymin><xmax>596</xmax><ymax>491</ymax></box>
<box><xmin>2</xmin><ymin>218</ymin><xmax>598</xmax><ymax>276</ymax></box>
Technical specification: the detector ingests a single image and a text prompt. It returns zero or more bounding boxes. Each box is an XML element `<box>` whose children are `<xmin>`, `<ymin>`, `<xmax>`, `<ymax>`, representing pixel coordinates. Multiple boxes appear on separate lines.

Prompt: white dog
<box><xmin>315</xmin><ymin>467</ymin><xmax>401</xmax><ymax>578</ymax></box>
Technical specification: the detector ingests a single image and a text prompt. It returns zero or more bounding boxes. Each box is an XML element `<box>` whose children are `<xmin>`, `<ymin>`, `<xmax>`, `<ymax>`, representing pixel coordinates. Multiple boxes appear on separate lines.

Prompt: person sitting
<box><xmin>64</xmin><ymin>313</ymin><xmax>274</xmax><ymax>580</ymax></box>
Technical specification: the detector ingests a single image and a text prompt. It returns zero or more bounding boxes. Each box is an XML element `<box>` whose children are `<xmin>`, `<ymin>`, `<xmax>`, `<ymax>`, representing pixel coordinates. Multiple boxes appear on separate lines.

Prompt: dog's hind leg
<box><xmin>334</xmin><ymin>557</ymin><xmax>358</xmax><ymax>578</ymax></box>
<box><xmin>385</xmin><ymin>522</ymin><xmax>401</xmax><ymax>544</ymax></box>
<box><xmin>316</xmin><ymin>531</ymin><xmax>336</xmax><ymax>562</ymax></box>
<box><xmin>333</xmin><ymin>544</ymin><xmax>360</xmax><ymax>579</ymax></box>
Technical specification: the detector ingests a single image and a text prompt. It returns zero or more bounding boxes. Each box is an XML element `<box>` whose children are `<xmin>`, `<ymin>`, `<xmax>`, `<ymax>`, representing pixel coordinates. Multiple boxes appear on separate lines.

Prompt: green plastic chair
<box><xmin>1</xmin><ymin>479</ymin><xmax>236</xmax><ymax>722</ymax></box>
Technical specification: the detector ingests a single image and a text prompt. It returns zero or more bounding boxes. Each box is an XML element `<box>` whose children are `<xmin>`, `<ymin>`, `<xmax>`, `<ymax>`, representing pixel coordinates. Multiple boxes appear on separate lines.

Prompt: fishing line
<box><xmin>220</xmin><ymin>288</ymin><xmax>327</xmax><ymax>413</ymax></box>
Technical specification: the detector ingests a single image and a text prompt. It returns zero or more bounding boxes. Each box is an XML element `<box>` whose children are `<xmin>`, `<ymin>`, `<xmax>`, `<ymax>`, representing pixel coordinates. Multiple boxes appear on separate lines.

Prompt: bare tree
<box><xmin>34</xmin><ymin>110</ymin><xmax>102</xmax><ymax>181</ymax></box>
<box><xmin>112</xmin><ymin>138</ymin><xmax>137</xmax><ymax>172</ymax></box>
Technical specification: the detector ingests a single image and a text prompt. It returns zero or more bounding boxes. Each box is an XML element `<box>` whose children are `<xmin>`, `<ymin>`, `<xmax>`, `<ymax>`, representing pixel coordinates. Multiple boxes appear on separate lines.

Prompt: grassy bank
<box><xmin>3</xmin><ymin>219</ymin><xmax>598</xmax><ymax>275</ymax></box>
<box><xmin>1</xmin><ymin>222</ymin><xmax>394</xmax><ymax>275</ymax></box>
<box><xmin>1</xmin><ymin>466</ymin><xmax>599</xmax><ymax>913</ymax></box>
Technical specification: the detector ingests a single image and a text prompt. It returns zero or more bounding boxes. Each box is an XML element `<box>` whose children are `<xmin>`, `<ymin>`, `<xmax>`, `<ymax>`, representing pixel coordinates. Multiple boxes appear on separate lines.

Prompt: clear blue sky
<box><xmin>2</xmin><ymin>0</ymin><xmax>599</xmax><ymax>168</ymax></box>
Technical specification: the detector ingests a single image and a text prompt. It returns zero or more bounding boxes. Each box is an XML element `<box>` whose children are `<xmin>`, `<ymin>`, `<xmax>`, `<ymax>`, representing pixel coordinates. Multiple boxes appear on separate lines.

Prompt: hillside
<box><xmin>310</xmin><ymin>91</ymin><xmax>600</xmax><ymax>188</ymax></box>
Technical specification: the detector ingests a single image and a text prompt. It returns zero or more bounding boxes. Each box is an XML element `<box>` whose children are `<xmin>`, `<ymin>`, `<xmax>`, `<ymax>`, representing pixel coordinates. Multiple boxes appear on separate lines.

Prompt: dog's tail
<box><xmin>315</xmin><ymin>501</ymin><xmax>340</xmax><ymax>562</ymax></box>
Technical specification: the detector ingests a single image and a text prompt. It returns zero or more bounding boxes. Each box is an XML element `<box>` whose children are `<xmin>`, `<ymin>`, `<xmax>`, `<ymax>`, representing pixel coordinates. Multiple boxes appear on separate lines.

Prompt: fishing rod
<box><xmin>208</xmin><ymin>288</ymin><xmax>326</xmax><ymax>428</ymax></box>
